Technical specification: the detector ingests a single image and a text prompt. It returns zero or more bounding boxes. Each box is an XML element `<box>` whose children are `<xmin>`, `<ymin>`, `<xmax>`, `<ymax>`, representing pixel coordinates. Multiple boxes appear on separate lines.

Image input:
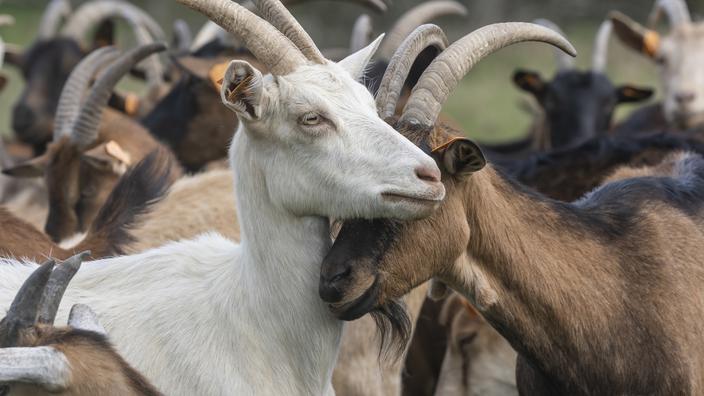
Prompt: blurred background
<box><xmin>1</xmin><ymin>0</ymin><xmax>702</xmax><ymax>143</ymax></box>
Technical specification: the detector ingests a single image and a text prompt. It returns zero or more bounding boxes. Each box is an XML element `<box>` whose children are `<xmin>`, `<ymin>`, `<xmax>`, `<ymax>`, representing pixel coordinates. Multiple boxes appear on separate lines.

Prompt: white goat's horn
<box><xmin>401</xmin><ymin>22</ymin><xmax>577</xmax><ymax>128</ymax></box>
<box><xmin>177</xmin><ymin>0</ymin><xmax>307</xmax><ymax>75</ymax></box>
<box><xmin>37</xmin><ymin>251</ymin><xmax>88</xmax><ymax>326</ymax></box>
<box><xmin>253</xmin><ymin>0</ymin><xmax>326</xmax><ymax>63</ymax></box>
<box><xmin>53</xmin><ymin>47</ymin><xmax>121</xmax><ymax>142</ymax></box>
<box><xmin>71</xmin><ymin>43</ymin><xmax>167</xmax><ymax>147</ymax></box>
<box><xmin>37</xmin><ymin>0</ymin><xmax>71</xmax><ymax>40</ymax></box>
<box><xmin>282</xmin><ymin>0</ymin><xmax>388</xmax><ymax>12</ymax></box>
<box><xmin>376</xmin><ymin>24</ymin><xmax>449</xmax><ymax>120</ymax></box>
<box><xmin>173</xmin><ymin>19</ymin><xmax>194</xmax><ymax>53</ymax></box>
<box><xmin>377</xmin><ymin>0</ymin><xmax>467</xmax><ymax>60</ymax></box>
<box><xmin>592</xmin><ymin>20</ymin><xmax>613</xmax><ymax>73</ymax></box>
<box><xmin>350</xmin><ymin>14</ymin><xmax>373</xmax><ymax>53</ymax></box>
<box><xmin>68</xmin><ymin>304</ymin><xmax>107</xmax><ymax>336</ymax></box>
<box><xmin>649</xmin><ymin>0</ymin><xmax>692</xmax><ymax>28</ymax></box>
<box><xmin>0</xmin><ymin>346</ymin><xmax>71</xmax><ymax>391</ymax></box>
<box><xmin>533</xmin><ymin>19</ymin><xmax>574</xmax><ymax>70</ymax></box>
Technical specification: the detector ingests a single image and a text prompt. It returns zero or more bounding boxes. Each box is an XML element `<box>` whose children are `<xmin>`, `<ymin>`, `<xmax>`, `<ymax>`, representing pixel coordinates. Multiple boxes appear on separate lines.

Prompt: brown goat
<box><xmin>0</xmin><ymin>253</ymin><xmax>162</xmax><ymax>395</ymax></box>
<box><xmin>319</xmin><ymin>24</ymin><xmax>704</xmax><ymax>394</ymax></box>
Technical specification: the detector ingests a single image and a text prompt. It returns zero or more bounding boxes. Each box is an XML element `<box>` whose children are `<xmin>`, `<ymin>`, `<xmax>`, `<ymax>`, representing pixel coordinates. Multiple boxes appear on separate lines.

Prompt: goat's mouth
<box><xmin>328</xmin><ymin>277</ymin><xmax>380</xmax><ymax>321</ymax></box>
<box><xmin>381</xmin><ymin>192</ymin><xmax>443</xmax><ymax>207</ymax></box>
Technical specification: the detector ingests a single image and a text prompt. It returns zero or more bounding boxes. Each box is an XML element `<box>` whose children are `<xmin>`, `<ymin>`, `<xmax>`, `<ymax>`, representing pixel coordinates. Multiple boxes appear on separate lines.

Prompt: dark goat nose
<box><xmin>415</xmin><ymin>165</ymin><xmax>441</xmax><ymax>184</ymax></box>
<box><xmin>675</xmin><ymin>91</ymin><xmax>696</xmax><ymax>104</ymax></box>
<box><xmin>12</xmin><ymin>104</ymin><xmax>36</xmax><ymax>134</ymax></box>
<box><xmin>319</xmin><ymin>265</ymin><xmax>352</xmax><ymax>303</ymax></box>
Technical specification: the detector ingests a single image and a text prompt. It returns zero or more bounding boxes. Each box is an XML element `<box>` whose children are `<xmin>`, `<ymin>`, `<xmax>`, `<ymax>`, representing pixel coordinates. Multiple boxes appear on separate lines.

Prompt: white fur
<box><xmin>0</xmin><ymin>41</ymin><xmax>443</xmax><ymax>395</ymax></box>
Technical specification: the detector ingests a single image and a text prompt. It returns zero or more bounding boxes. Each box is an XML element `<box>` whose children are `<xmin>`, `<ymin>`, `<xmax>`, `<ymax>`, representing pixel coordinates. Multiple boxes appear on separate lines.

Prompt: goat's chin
<box><xmin>377</xmin><ymin>194</ymin><xmax>442</xmax><ymax>220</ymax></box>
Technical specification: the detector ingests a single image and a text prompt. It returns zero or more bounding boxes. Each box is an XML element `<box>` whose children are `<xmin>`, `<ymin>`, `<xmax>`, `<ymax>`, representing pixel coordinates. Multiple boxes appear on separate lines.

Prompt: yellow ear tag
<box><xmin>209</xmin><ymin>62</ymin><xmax>230</xmax><ymax>92</ymax></box>
<box><xmin>105</xmin><ymin>140</ymin><xmax>132</xmax><ymax>166</ymax></box>
<box><xmin>643</xmin><ymin>30</ymin><xmax>660</xmax><ymax>57</ymax></box>
<box><xmin>125</xmin><ymin>93</ymin><xmax>140</xmax><ymax>116</ymax></box>
<box><xmin>432</xmin><ymin>136</ymin><xmax>470</xmax><ymax>153</ymax></box>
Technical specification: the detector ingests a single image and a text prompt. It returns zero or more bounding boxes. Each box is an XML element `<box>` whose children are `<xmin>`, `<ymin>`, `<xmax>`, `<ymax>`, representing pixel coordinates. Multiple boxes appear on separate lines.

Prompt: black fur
<box><xmin>370</xmin><ymin>298</ymin><xmax>412</xmax><ymax>362</ymax></box>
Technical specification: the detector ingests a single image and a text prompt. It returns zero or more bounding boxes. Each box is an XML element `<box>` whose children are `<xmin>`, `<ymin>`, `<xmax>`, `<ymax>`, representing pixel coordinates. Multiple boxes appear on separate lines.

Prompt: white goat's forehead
<box><xmin>661</xmin><ymin>24</ymin><xmax>704</xmax><ymax>52</ymax></box>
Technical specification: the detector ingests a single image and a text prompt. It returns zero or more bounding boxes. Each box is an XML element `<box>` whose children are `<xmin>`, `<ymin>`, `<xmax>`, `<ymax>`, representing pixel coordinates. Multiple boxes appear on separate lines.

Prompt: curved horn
<box><xmin>377</xmin><ymin>0</ymin><xmax>467</xmax><ymax>60</ymax></box>
<box><xmin>0</xmin><ymin>346</ymin><xmax>71</xmax><ymax>391</ymax></box>
<box><xmin>592</xmin><ymin>20</ymin><xmax>612</xmax><ymax>73</ymax></box>
<box><xmin>282</xmin><ymin>0</ymin><xmax>388</xmax><ymax>13</ymax></box>
<box><xmin>191</xmin><ymin>21</ymin><xmax>235</xmax><ymax>51</ymax></box>
<box><xmin>376</xmin><ymin>24</ymin><xmax>449</xmax><ymax>120</ymax></box>
<box><xmin>0</xmin><ymin>260</ymin><xmax>55</xmax><ymax>347</ymax></box>
<box><xmin>37</xmin><ymin>251</ymin><xmax>89</xmax><ymax>326</ymax></box>
<box><xmin>71</xmin><ymin>43</ymin><xmax>167</xmax><ymax>147</ymax></box>
<box><xmin>173</xmin><ymin>19</ymin><xmax>193</xmax><ymax>53</ymax></box>
<box><xmin>53</xmin><ymin>47</ymin><xmax>121</xmax><ymax>142</ymax></box>
<box><xmin>400</xmin><ymin>22</ymin><xmax>577</xmax><ymax>128</ymax></box>
<box><xmin>37</xmin><ymin>0</ymin><xmax>71</xmax><ymax>40</ymax></box>
<box><xmin>648</xmin><ymin>0</ymin><xmax>691</xmax><ymax>28</ymax></box>
<box><xmin>533</xmin><ymin>19</ymin><xmax>574</xmax><ymax>70</ymax></box>
<box><xmin>252</xmin><ymin>0</ymin><xmax>325</xmax><ymax>63</ymax></box>
<box><xmin>176</xmin><ymin>0</ymin><xmax>307</xmax><ymax>75</ymax></box>
<box><xmin>350</xmin><ymin>14</ymin><xmax>373</xmax><ymax>53</ymax></box>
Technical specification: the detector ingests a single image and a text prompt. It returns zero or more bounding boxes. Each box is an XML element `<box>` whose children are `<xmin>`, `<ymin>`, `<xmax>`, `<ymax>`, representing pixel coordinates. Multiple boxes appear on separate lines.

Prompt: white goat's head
<box><xmin>180</xmin><ymin>0</ymin><xmax>445</xmax><ymax>220</ymax></box>
<box><xmin>611</xmin><ymin>0</ymin><xmax>704</xmax><ymax>129</ymax></box>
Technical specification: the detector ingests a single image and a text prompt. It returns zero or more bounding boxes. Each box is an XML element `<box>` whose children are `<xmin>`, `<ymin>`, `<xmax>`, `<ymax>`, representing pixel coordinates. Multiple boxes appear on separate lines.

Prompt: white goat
<box><xmin>0</xmin><ymin>0</ymin><xmax>444</xmax><ymax>395</ymax></box>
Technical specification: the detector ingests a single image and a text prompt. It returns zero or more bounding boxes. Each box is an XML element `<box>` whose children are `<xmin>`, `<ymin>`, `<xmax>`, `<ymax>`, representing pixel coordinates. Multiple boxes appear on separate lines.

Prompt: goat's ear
<box><xmin>82</xmin><ymin>141</ymin><xmax>131</xmax><ymax>175</ymax></box>
<box><xmin>616</xmin><ymin>85</ymin><xmax>654</xmax><ymax>103</ymax></box>
<box><xmin>338</xmin><ymin>34</ymin><xmax>384</xmax><ymax>81</ymax></box>
<box><xmin>220</xmin><ymin>60</ymin><xmax>264</xmax><ymax>121</ymax></box>
<box><xmin>91</xmin><ymin>19</ymin><xmax>115</xmax><ymax>49</ymax></box>
<box><xmin>513</xmin><ymin>69</ymin><xmax>545</xmax><ymax>97</ymax></box>
<box><xmin>609</xmin><ymin>11</ymin><xmax>660</xmax><ymax>58</ymax></box>
<box><xmin>2</xmin><ymin>155</ymin><xmax>49</xmax><ymax>178</ymax></box>
<box><xmin>438</xmin><ymin>138</ymin><xmax>486</xmax><ymax>177</ymax></box>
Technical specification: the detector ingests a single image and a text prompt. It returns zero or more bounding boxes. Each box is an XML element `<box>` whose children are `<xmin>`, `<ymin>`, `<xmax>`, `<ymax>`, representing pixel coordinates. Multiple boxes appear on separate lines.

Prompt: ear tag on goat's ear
<box><xmin>643</xmin><ymin>30</ymin><xmax>660</xmax><ymax>57</ymax></box>
<box><xmin>124</xmin><ymin>93</ymin><xmax>140</xmax><ymax>116</ymax></box>
<box><xmin>209</xmin><ymin>62</ymin><xmax>230</xmax><ymax>92</ymax></box>
<box><xmin>105</xmin><ymin>141</ymin><xmax>131</xmax><ymax>166</ymax></box>
<box><xmin>432</xmin><ymin>136</ymin><xmax>471</xmax><ymax>153</ymax></box>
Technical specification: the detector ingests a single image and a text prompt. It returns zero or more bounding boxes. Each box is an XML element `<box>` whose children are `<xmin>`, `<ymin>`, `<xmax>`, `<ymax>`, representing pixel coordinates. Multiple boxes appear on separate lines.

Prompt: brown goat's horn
<box><xmin>376</xmin><ymin>24</ymin><xmax>448</xmax><ymax>120</ymax></box>
<box><xmin>533</xmin><ymin>19</ymin><xmax>574</xmax><ymax>70</ymax></box>
<box><xmin>350</xmin><ymin>14</ymin><xmax>373</xmax><ymax>53</ymax></box>
<box><xmin>649</xmin><ymin>0</ymin><xmax>691</xmax><ymax>28</ymax></box>
<box><xmin>0</xmin><ymin>260</ymin><xmax>55</xmax><ymax>347</ymax></box>
<box><xmin>71</xmin><ymin>43</ymin><xmax>167</xmax><ymax>147</ymax></box>
<box><xmin>253</xmin><ymin>0</ymin><xmax>326</xmax><ymax>63</ymax></box>
<box><xmin>177</xmin><ymin>0</ymin><xmax>307</xmax><ymax>75</ymax></box>
<box><xmin>592</xmin><ymin>20</ymin><xmax>613</xmax><ymax>73</ymax></box>
<box><xmin>37</xmin><ymin>0</ymin><xmax>71</xmax><ymax>40</ymax></box>
<box><xmin>377</xmin><ymin>0</ymin><xmax>467</xmax><ymax>60</ymax></box>
<box><xmin>400</xmin><ymin>22</ymin><xmax>577</xmax><ymax>128</ymax></box>
<box><xmin>37</xmin><ymin>251</ymin><xmax>88</xmax><ymax>326</ymax></box>
<box><xmin>53</xmin><ymin>47</ymin><xmax>121</xmax><ymax>142</ymax></box>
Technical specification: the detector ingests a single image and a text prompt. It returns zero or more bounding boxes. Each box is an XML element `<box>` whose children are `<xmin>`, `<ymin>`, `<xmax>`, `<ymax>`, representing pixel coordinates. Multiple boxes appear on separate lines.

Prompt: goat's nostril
<box><xmin>675</xmin><ymin>91</ymin><xmax>696</xmax><ymax>104</ymax></box>
<box><xmin>329</xmin><ymin>267</ymin><xmax>351</xmax><ymax>284</ymax></box>
<box><xmin>415</xmin><ymin>165</ymin><xmax>441</xmax><ymax>184</ymax></box>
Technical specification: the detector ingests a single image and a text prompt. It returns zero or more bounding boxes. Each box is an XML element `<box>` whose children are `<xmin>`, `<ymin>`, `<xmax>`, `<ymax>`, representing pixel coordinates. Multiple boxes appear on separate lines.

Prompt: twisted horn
<box><xmin>649</xmin><ymin>0</ymin><xmax>691</xmax><ymax>28</ymax></box>
<box><xmin>37</xmin><ymin>0</ymin><xmax>71</xmax><ymax>40</ymax></box>
<box><xmin>592</xmin><ymin>20</ymin><xmax>612</xmax><ymax>73</ymax></box>
<box><xmin>176</xmin><ymin>0</ymin><xmax>307</xmax><ymax>75</ymax></box>
<box><xmin>400</xmin><ymin>22</ymin><xmax>577</xmax><ymax>128</ymax></box>
<box><xmin>252</xmin><ymin>0</ymin><xmax>325</xmax><ymax>63</ymax></box>
<box><xmin>376</xmin><ymin>24</ymin><xmax>449</xmax><ymax>120</ymax></box>
<box><xmin>37</xmin><ymin>251</ymin><xmax>89</xmax><ymax>326</ymax></box>
<box><xmin>350</xmin><ymin>14</ymin><xmax>373</xmax><ymax>52</ymax></box>
<box><xmin>282</xmin><ymin>0</ymin><xmax>388</xmax><ymax>12</ymax></box>
<box><xmin>377</xmin><ymin>0</ymin><xmax>467</xmax><ymax>60</ymax></box>
<box><xmin>533</xmin><ymin>19</ymin><xmax>574</xmax><ymax>70</ymax></box>
<box><xmin>71</xmin><ymin>43</ymin><xmax>167</xmax><ymax>147</ymax></box>
<box><xmin>53</xmin><ymin>47</ymin><xmax>121</xmax><ymax>142</ymax></box>
<box><xmin>0</xmin><ymin>346</ymin><xmax>71</xmax><ymax>391</ymax></box>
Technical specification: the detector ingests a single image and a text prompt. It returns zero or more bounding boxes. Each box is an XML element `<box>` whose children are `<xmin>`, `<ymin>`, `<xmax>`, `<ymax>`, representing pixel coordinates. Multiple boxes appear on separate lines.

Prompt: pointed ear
<box><xmin>91</xmin><ymin>19</ymin><xmax>115</xmax><ymax>49</ymax></box>
<box><xmin>438</xmin><ymin>138</ymin><xmax>486</xmax><ymax>177</ymax></box>
<box><xmin>338</xmin><ymin>34</ymin><xmax>384</xmax><ymax>81</ymax></box>
<box><xmin>609</xmin><ymin>11</ymin><xmax>660</xmax><ymax>58</ymax></box>
<box><xmin>616</xmin><ymin>85</ymin><xmax>654</xmax><ymax>103</ymax></box>
<box><xmin>82</xmin><ymin>141</ymin><xmax>130</xmax><ymax>175</ymax></box>
<box><xmin>2</xmin><ymin>154</ymin><xmax>49</xmax><ymax>178</ymax></box>
<box><xmin>513</xmin><ymin>69</ymin><xmax>545</xmax><ymax>97</ymax></box>
<box><xmin>220</xmin><ymin>60</ymin><xmax>264</xmax><ymax>121</ymax></box>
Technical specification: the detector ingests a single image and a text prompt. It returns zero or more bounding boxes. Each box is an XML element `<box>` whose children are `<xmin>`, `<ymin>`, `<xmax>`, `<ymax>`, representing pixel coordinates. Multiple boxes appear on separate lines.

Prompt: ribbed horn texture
<box><xmin>400</xmin><ymin>22</ymin><xmax>577</xmax><ymax>128</ymax></box>
<box><xmin>648</xmin><ymin>0</ymin><xmax>692</xmax><ymax>28</ymax></box>
<box><xmin>592</xmin><ymin>20</ymin><xmax>613</xmax><ymax>72</ymax></box>
<box><xmin>176</xmin><ymin>0</ymin><xmax>307</xmax><ymax>75</ymax></box>
<box><xmin>533</xmin><ymin>19</ymin><xmax>575</xmax><ymax>70</ymax></box>
<box><xmin>71</xmin><ymin>43</ymin><xmax>167</xmax><ymax>148</ymax></box>
<box><xmin>37</xmin><ymin>0</ymin><xmax>70</xmax><ymax>39</ymax></box>
<box><xmin>37</xmin><ymin>251</ymin><xmax>89</xmax><ymax>325</ymax></box>
<box><xmin>282</xmin><ymin>0</ymin><xmax>388</xmax><ymax>13</ymax></box>
<box><xmin>53</xmin><ymin>47</ymin><xmax>121</xmax><ymax>142</ymax></box>
<box><xmin>253</xmin><ymin>0</ymin><xmax>326</xmax><ymax>63</ymax></box>
<box><xmin>376</xmin><ymin>24</ymin><xmax>448</xmax><ymax>119</ymax></box>
<box><xmin>350</xmin><ymin>14</ymin><xmax>373</xmax><ymax>52</ymax></box>
<box><xmin>377</xmin><ymin>0</ymin><xmax>467</xmax><ymax>60</ymax></box>
<box><xmin>0</xmin><ymin>346</ymin><xmax>71</xmax><ymax>390</ymax></box>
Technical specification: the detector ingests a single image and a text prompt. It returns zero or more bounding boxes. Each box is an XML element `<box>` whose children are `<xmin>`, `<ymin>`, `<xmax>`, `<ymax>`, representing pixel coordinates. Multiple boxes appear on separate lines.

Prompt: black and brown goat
<box><xmin>319</xmin><ymin>24</ymin><xmax>704</xmax><ymax>395</ymax></box>
<box><xmin>0</xmin><ymin>253</ymin><xmax>162</xmax><ymax>395</ymax></box>
<box><xmin>3</xmin><ymin>44</ymin><xmax>181</xmax><ymax>242</ymax></box>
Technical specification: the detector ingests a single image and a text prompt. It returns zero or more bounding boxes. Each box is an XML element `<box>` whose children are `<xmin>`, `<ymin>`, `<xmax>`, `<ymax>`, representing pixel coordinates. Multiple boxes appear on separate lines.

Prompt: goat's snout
<box><xmin>415</xmin><ymin>164</ymin><xmax>441</xmax><ymax>184</ymax></box>
<box><xmin>675</xmin><ymin>91</ymin><xmax>696</xmax><ymax>105</ymax></box>
<box><xmin>12</xmin><ymin>103</ymin><xmax>36</xmax><ymax>136</ymax></box>
<box><xmin>319</xmin><ymin>263</ymin><xmax>352</xmax><ymax>303</ymax></box>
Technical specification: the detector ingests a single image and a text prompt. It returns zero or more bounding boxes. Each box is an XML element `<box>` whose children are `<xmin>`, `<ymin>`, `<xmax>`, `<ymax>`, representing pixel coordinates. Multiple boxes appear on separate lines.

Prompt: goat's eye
<box><xmin>299</xmin><ymin>113</ymin><xmax>322</xmax><ymax>126</ymax></box>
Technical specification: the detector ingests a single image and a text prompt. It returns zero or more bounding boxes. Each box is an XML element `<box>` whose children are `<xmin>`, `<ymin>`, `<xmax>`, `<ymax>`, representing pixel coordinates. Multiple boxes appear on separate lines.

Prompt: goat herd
<box><xmin>0</xmin><ymin>0</ymin><xmax>702</xmax><ymax>394</ymax></box>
